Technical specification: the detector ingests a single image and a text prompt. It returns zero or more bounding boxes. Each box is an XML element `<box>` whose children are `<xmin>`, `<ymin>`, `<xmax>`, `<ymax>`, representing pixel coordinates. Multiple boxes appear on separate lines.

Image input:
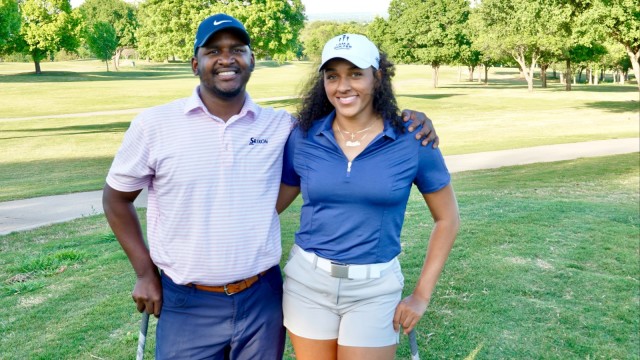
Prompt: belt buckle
<box><xmin>223</xmin><ymin>284</ymin><xmax>238</xmax><ymax>296</ymax></box>
<box><xmin>330</xmin><ymin>262</ymin><xmax>349</xmax><ymax>278</ymax></box>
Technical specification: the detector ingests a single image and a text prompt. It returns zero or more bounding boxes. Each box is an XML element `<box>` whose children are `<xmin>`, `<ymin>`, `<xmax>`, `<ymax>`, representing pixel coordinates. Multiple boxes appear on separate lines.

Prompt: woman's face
<box><xmin>323</xmin><ymin>58</ymin><xmax>378</xmax><ymax>121</ymax></box>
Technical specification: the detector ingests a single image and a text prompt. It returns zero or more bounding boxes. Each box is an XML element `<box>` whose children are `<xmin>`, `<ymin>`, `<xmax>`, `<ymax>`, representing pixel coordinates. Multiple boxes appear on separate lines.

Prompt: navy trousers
<box><xmin>156</xmin><ymin>266</ymin><xmax>285</xmax><ymax>360</ymax></box>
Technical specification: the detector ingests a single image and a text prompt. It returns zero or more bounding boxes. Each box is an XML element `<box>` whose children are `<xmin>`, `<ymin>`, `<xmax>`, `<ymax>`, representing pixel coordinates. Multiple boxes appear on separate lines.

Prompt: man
<box><xmin>103</xmin><ymin>13</ymin><xmax>438</xmax><ymax>359</ymax></box>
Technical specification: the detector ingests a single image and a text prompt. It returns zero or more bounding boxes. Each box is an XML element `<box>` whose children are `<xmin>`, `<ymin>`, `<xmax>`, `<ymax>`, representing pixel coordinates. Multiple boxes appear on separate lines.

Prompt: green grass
<box><xmin>397</xmin><ymin>154</ymin><xmax>639</xmax><ymax>359</ymax></box>
<box><xmin>1</xmin><ymin>60</ymin><xmax>638</xmax><ymax>201</ymax></box>
<box><xmin>1</xmin><ymin>154</ymin><xmax>637</xmax><ymax>359</ymax></box>
<box><xmin>0</xmin><ymin>60</ymin><xmax>638</xmax><ymax>358</ymax></box>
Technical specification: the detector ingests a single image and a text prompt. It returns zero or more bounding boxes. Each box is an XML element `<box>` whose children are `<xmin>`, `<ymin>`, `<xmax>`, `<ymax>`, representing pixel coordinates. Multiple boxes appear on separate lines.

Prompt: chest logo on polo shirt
<box><xmin>249</xmin><ymin>137</ymin><xmax>269</xmax><ymax>145</ymax></box>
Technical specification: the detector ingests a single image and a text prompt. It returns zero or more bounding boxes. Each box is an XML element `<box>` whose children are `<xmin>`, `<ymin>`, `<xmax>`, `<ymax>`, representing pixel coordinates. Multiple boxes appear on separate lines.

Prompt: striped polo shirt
<box><xmin>106</xmin><ymin>87</ymin><xmax>292</xmax><ymax>285</ymax></box>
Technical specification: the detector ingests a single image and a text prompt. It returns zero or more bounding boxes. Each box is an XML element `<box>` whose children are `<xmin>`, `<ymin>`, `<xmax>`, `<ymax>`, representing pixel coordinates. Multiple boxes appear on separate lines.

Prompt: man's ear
<box><xmin>250</xmin><ymin>53</ymin><xmax>256</xmax><ymax>72</ymax></box>
<box><xmin>191</xmin><ymin>56</ymin><xmax>199</xmax><ymax>76</ymax></box>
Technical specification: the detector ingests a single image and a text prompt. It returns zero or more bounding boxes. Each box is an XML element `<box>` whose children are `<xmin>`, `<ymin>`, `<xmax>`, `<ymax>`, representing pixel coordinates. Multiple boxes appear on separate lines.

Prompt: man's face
<box><xmin>192</xmin><ymin>31</ymin><xmax>255</xmax><ymax>99</ymax></box>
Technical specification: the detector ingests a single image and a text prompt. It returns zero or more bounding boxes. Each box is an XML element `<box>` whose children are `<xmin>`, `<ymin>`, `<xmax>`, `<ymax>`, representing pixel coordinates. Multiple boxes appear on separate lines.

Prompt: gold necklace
<box><xmin>335</xmin><ymin>122</ymin><xmax>375</xmax><ymax>147</ymax></box>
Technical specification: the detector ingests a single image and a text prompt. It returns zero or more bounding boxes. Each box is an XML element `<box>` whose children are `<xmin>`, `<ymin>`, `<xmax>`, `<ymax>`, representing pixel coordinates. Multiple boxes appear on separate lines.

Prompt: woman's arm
<box><xmin>393</xmin><ymin>184</ymin><xmax>460</xmax><ymax>334</ymax></box>
<box><xmin>276</xmin><ymin>183</ymin><xmax>301</xmax><ymax>214</ymax></box>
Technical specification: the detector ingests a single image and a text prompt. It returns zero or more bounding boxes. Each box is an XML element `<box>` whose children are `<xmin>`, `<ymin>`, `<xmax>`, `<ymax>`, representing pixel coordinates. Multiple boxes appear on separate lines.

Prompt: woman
<box><xmin>276</xmin><ymin>34</ymin><xmax>460</xmax><ymax>360</ymax></box>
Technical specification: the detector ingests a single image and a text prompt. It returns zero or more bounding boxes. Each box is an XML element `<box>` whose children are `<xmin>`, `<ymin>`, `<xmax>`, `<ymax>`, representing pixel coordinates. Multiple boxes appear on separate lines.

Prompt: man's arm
<box><xmin>401</xmin><ymin>109</ymin><xmax>440</xmax><ymax>148</ymax></box>
<box><xmin>276</xmin><ymin>183</ymin><xmax>301</xmax><ymax>214</ymax></box>
<box><xmin>102</xmin><ymin>184</ymin><xmax>162</xmax><ymax>317</ymax></box>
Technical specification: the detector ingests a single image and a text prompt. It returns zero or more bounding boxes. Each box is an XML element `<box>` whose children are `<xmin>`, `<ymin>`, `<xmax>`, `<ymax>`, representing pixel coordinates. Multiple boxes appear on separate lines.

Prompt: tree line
<box><xmin>1</xmin><ymin>0</ymin><xmax>637</xmax><ymax>91</ymax></box>
<box><xmin>0</xmin><ymin>0</ymin><xmax>305</xmax><ymax>73</ymax></box>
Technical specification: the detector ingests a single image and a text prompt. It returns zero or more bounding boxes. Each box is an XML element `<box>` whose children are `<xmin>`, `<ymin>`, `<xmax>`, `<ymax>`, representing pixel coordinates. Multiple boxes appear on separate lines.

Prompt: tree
<box><xmin>136</xmin><ymin>0</ymin><xmax>305</xmax><ymax>62</ymax></box>
<box><xmin>602</xmin><ymin>42</ymin><xmax>633</xmax><ymax>83</ymax></box>
<box><xmin>385</xmin><ymin>0</ymin><xmax>471</xmax><ymax>88</ymax></box>
<box><xmin>301</xmin><ymin>21</ymin><xmax>368</xmax><ymax>61</ymax></box>
<box><xmin>17</xmin><ymin>0</ymin><xmax>81</xmax><ymax>74</ymax></box>
<box><xmin>230</xmin><ymin>0</ymin><xmax>305</xmax><ymax>62</ymax></box>
<box><xmin>0</xmin><ymin>0</ymin><xmax>20</xmax><ymax>56</ymax></box>
<box><xmin>475</xmin><ymin>0</ymin><xmax>568</xmax><ymax>92</ymax></box>
<box><xmin>543</xmin><ymin>0</ymin><xmax>612</xmax><ymax>91</ymax></box>
<box><xmin>467</xmin><ymin>7</ymin><xmax>506</xmax><ymax>84</ymax></box>
<box><xmin>458</xmin><ymin>30</ymin><xmax>482</xmax><ymax>82</ymax></box>
<box><xmin>367</xmin><ymin>16</ymin><xmax>393</xmax><ymax>53</ymax></box>
<box><xmin>78</xmin><ymin>0</ymin><xmax>138</xmax><ymax>70</ymax></box>
<box><xmin>136</xmin><ymin>0</ymin><xmax>199</xmax><ymax>61</ymax></box>
<box><xmin>86</xmin><ymin>21</ymin><xmax>118</xmax><ymax>71</ymax></box>
<box><xmin>589</xmin><ymin>0</ymin><xmax>640</xmax><ymax>89</ymax></box>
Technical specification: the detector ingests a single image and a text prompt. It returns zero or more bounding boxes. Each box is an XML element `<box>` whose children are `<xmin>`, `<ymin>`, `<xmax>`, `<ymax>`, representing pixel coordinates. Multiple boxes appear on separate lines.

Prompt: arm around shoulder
<box><xmin>276</xmin><ymin>183</ymin><xmax>300</xmax><ymax>214</ymax></box>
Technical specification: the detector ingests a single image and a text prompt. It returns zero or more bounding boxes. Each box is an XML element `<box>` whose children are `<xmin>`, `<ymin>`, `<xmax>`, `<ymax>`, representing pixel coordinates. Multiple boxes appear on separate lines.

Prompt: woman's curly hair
<box><xmin>295</xmin><ymin>51</ymin><xmax>402</xmax><ymax>134</ymax></box>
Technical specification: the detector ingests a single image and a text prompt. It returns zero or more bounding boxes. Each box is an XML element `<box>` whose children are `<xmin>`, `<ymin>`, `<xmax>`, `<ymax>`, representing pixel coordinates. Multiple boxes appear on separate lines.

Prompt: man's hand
<box><xmin>132</xmin><ymin>272</ymin><xmax>163</xmax><ymax>318</ymax></box>
<box><xmin>401</xmin><ymin>109</ymin><xmax>440</xmax><ymax>148</ymax></box>
<box><xmin>393</xmin><ymin>294</ymin><xmax>429</xmax><ymax>334</ymax></box>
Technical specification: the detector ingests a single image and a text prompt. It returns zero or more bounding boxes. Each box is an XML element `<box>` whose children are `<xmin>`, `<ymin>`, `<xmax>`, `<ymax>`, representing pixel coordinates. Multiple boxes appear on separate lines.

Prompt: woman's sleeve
<box><xmin>414</xmin><ymin>146</ymin><xmax>451</xmax><ymax>194</ymax></box>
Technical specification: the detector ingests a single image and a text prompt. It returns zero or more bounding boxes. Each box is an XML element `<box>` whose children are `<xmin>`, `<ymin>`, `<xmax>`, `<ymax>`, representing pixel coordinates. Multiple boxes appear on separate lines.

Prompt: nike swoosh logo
<box><xmin>213</xmin><ymin>20</ymin><xmax>232</xmax><ymax>26</ymax></box>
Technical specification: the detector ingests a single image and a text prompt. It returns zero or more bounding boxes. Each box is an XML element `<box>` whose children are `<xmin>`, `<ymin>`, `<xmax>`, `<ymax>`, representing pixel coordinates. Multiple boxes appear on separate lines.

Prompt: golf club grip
<box><xmin>136</xmin><ymin>312</ymin><xmax>150</xmax><ymax>360</ymax></box>
<box><xmin>409</xmin><ymin>329</ymin><xmax>420</xmax><ymax>360</ymax></box>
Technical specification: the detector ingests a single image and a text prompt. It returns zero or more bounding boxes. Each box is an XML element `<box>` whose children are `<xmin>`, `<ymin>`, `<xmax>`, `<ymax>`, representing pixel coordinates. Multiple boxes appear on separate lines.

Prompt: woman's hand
<box><xmin>393</xmin><ymin>294</ymin><xmax>430</xmax><ymax>334</ymax></box>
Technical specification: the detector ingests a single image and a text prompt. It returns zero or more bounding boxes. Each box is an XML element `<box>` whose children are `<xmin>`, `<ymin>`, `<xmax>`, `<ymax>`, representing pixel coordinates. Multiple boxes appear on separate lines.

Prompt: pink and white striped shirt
<box><xmin>106</xmin><ymin>87</ymin><xmax>292</xmax><ymax>285</ymax></box>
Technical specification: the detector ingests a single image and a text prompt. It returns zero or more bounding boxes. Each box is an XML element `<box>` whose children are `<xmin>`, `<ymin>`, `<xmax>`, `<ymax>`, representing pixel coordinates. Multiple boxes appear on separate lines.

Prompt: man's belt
<box><xmin>187</xmin><ymin>270</ymin><xmax>267</xmax><ymax>295</ymax></box>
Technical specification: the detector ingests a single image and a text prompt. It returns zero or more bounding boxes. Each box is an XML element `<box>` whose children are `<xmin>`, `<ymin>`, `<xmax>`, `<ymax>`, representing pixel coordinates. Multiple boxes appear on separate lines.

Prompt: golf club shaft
<box><xmin>136</xmin><ymin>312</ymin><xmax>150</xmax><ymax>360</ymax></box>
<box><xmin>409</xmin><ymin>329</ymin><xmax>420</xmax><ymax>360</ymax></box>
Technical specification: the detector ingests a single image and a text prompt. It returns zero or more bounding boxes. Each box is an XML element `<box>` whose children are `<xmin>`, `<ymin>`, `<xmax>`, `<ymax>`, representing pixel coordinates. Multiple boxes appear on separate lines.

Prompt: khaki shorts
<box><xmin>283</xmin><ymin>245</ymin><xmax>404</xmax><ymax>347</ymax></box>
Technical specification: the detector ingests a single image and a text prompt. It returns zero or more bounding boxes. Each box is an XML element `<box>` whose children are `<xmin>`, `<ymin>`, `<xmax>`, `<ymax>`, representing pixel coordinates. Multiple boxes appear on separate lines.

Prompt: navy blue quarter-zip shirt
<box><xmin>281</xmin><ymin>111</ymin><xmax>450</xmax><ymax>264</ymax></box>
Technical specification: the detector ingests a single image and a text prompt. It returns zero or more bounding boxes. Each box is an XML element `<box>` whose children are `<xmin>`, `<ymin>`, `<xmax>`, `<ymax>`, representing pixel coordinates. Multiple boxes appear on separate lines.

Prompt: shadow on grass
<box><xmin>1</xmin><ymin>122</ymin><xmax>130</xmax><ymax>140</ymax></box>
<box><xmin>258</xmin><ymin>98</ymin><xmax>301</xmax><ymax>108</ymax></box>
<box><xmin>436</xmin><ymin>77</ymin><xmax>535</xmax><ymax>90</ymax></box>
<box><xmin>554</xmin><ymin>84</ymin><xmax>640</xmax><ymax>93</ymax></box>
<box><xmin>493</xmin><ymin>70</ymin><xmax>521</xmax><ymax>75</ymax></box>
<box><xmin>397</xmin><ymin>93</ymin><xmax>461</xmax><ymax>100</ymax></box>
<box><xmin>0</xmin><ymin>61</ymin><xmax>295</xmax><ymax>83</ymax></box>
<box><xmin>583</xmin><ymin>100</ymin><xmax>639</xmax><ymax>113</ymax></box>
<box><xmin>255</xmin><ymin>61</ymin><xmax>293</xmax><ymax>68</ymax></box>
<box><xmin>0</xmin><ymin>68</ymin><xmax>193</xmax><ymax>83</ymax></box>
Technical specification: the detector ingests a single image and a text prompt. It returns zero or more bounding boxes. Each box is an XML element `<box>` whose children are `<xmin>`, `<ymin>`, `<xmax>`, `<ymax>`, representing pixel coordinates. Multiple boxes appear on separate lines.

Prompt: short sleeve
<box><xmin>281</xmin><ymin>126</ymin><xmax>301</xmax><ymax>187</ymax></box>
<box><xmin>105</xmin><ymin>115</ymin><xmax>154</xmax><ymax>191</ymax></box>
<box><xmin>414</xmin><ymin>146</ymin><xmax>451</xmax><ymax>194</ymax></box>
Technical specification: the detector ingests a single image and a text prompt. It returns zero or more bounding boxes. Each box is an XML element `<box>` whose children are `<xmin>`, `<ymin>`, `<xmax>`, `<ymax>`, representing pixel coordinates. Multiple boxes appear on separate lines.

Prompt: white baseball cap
<box><xmin>319</xmin><ymin>34</ymin><xmax>380</xmax><ymax>71</ymax></box>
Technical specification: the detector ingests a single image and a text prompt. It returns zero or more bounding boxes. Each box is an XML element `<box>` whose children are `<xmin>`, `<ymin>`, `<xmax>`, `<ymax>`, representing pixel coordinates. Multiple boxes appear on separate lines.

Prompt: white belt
<box><xmin>292</xmin><ymin>244</ymin><xmax>396</xmax><ymax>280</ymax></box>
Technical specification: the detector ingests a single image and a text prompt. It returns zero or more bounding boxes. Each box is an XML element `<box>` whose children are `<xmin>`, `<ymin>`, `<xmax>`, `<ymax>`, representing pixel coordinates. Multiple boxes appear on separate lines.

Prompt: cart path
<box><xmin>0</xmin><ymin>138</ymin><xmax>638</xmax><ymax>235</ymax></box>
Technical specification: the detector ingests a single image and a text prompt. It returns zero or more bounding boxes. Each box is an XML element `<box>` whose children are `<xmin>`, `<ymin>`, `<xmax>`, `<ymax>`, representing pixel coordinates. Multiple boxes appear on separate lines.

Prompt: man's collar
<box><xmin>184</xmin><ymin>86</ymin><xmax>257</xmax><ymax>121</ymax></box>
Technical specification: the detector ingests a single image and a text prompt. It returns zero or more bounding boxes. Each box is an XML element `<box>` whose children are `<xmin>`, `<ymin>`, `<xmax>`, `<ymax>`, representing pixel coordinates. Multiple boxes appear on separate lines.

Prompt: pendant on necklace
<box><xmin>345</xmin><ymin>140</ymin><xmax>361</xmax><ymax>147</ymax></box>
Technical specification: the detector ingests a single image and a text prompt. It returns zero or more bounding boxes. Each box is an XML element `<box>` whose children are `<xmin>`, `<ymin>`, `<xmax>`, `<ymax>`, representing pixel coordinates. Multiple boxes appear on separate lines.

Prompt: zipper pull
<box><xmin>347</xmin><ymin>161</ymin><xmax>352</xmax><ymax>177</ymax></box>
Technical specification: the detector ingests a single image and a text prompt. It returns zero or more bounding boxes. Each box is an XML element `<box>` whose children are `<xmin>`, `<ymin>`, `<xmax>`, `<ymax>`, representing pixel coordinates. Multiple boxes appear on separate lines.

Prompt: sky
<box><xmin>69</xmin><ymin>0</ymin><xmax>392</xmax><ymax>18</ymax></box>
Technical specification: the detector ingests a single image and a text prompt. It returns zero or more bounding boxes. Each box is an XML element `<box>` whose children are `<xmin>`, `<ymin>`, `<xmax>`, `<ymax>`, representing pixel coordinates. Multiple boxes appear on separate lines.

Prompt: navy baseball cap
<box><xmin>193</xmin><ymin>14</ymin><xmax>251</xmax><ymax>55</ymax></box>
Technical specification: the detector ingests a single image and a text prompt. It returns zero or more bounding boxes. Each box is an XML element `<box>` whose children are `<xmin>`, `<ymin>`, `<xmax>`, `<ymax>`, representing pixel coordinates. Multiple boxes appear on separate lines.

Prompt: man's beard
<box><xmin>209</xmin><ymin>71</ymin><xmax>252</xmax><ymax>99</ymax></box>
<box><xmin>211</xmin><ymin>86</ymin><xmax>244</xmax><ymax>99</ymax></box>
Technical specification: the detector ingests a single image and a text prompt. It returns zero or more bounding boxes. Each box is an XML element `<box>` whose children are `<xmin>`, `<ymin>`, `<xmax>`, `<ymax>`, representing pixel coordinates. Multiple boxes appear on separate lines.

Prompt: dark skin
<box><xmin>103</xmin><ymin>29</ymin><xmax>439</xmax><ymax>318</ymax></box>
<box><xmin>102</xmin><ymin>186</ymin><xmax>161</xmax><ymax>316</ymax></box>
<box><xmin>191</xmin><ymin>31</ymin><xmax>255</xmax><ymax>121</ymax></box>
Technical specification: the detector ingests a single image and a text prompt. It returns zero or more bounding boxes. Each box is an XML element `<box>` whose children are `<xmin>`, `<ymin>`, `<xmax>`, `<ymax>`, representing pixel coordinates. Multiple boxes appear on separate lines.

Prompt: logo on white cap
<box><xmin>334</xmin><ymin>35</ymin><xmax>352</xmax><ymax>51</ymax></box>
<box><xmin>319</xmin><ymin>34</ymin><xmax>380</xmax><ymax>71</ymax></box>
